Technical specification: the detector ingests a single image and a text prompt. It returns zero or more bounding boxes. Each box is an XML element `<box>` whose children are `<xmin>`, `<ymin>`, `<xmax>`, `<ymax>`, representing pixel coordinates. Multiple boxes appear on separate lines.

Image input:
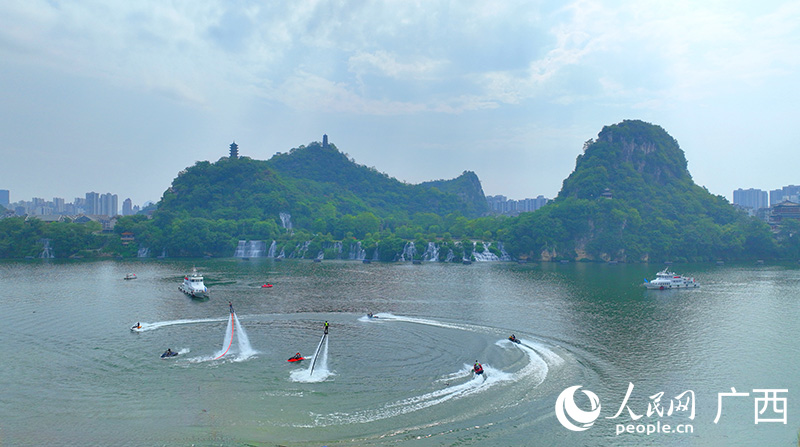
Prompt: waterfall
<box><xmin>137</xmin><ymin>247</ymin><xmax>150</xmax><ymax>258</ymax></box>
<box><xmin>278</xmin><ymin>248</ymin><xmax>286</xmax><ymax>259</ymax></box>
<box><xmin>445</xmin><ymin>249</ymin><xmax>455</xmax><ymax>263</ymax></box>
<box><xmin>372</xmin><ymin>244</ymin><xmax>380</xmax><ymax>261</ymax></box>
<box><xmin>399</xmin><ymin>241</ymin><xmax>416</xmax><ymax>261</ymax></box>
<box><xmin>292</xmin><ymin>240</ymin><xmax>311</xmax><ymax>258</ymax></box>
<box><xmin>422</xmin><ymin>242</ymin><xmax>439</xmax><ymax>262</ymax></box>
<box><xmin>498</xmin><ymin>242</ymin><xmax>512</xmax><ymax>261</ymax></box>
<box><xmin>332</xmin><ymin>241</ymin><xmax>343</xmax><ymax>259</ymax></box>
<box><xmin>40</xmin><ymin>239</ymin><xmax>54</xmax><ymax>259</ymax></box>
<box><xmin>234</xmin><ymin>240</ymin><xmax>247</xmax><ymax>257</ymax></box>
<box><xmin>279</xmin><ymin>212</ymin><xmax>293</xmax><ymax>230</ymax></box>
<box><xmin>246</xmin><ymin>240</ymin><xmax>266</xmax><ymax>257</ymax></box>
<box><xmin>349</xmin><ymin>242</ymin><xmax>366</xmax><ymax>260</ymax></box>
<box><xmin>267</xmin><ymin>240</ymin><xmax>277</xmax><ymax>258</ymax></box>
<box><xmin>473</xmin><ymin>242</ymin><xmax>500</xmax><ymax>262</ymax></box>
<box><xmin>234</xmin><ymin>240</ymin><xmax>266</xmax><ymax>258</ymax></box>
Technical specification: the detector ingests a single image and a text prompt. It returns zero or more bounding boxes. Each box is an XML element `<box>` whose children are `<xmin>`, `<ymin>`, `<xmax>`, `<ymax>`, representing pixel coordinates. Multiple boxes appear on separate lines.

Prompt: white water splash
<box><xmin>192</xmin><ymin>313</ymin><xmax>257</xmax><ymax>363</ymax></box>
<box><xmin>234</xmin><ymin>314</ymin><xmax>256</xmax><ymax>359</ymax></box>
<box><xmin>291</xmin><ymin>335</ymin><xmax>332</xmax><ymax>382</ymax></box>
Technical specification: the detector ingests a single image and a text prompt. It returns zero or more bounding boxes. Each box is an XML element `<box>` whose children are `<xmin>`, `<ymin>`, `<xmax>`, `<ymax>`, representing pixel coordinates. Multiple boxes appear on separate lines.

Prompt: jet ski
<box><xmin>261</xmin><ymin>283</ymin><xmax>273</xmax><ymax>288</ymax></box>
<box><xmin>287</xmin><ymin>356</ymin><xmax>305</xmax><ymax>362</ymax></box>
<box><xmin>508</xmin><ymin>335</ymin><xmax>521</xmax><ymax>344</ymax></box>
<box><xmin>131</xmin><ymin>323</ymin><xmax>143</xmax><ymax>332</ymax></box>
<box><xmin>473</xmin><ymin>363</ymin><xmax>484</xmax><ymax>375</ymax></box>
<box><xmin>161</xmin><ymin>349</ymin><xmax>178</xmax><ymax>359</ymax></box>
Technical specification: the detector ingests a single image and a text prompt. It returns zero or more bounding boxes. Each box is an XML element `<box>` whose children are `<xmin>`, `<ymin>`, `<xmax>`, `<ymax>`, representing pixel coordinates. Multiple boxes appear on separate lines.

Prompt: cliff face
<box><xmin>558</xmin><ymin>120</ymin><xmax>692</xmax><ymax>202</ymax></box>
<box><xmin>420</xmin><ymin>171</ymin><xmax>489</xmax><ymax>216</ymax></box>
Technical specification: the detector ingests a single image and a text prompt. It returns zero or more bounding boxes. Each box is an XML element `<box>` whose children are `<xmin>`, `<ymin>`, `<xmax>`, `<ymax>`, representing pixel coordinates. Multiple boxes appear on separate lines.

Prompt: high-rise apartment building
<box><xmin>122</xmin><ymin>198</ymin><xmax>133</xmax><ymax>216</ymax></box>
<box><xmin>770</xmin><ymin>185</ymin><xmax>800</xmax><ymax>206</ymax></box>
<box><xmin>53</xmin><ymin>197</ymin><xmax>66</xmax><ymax>214</ymax></box>
<box><xmin>85</xmin><ymin>192</ymin><xmax>100</xmax><ymax>215</ymax></box>
<box><xmin>100</xmin><ymin>193</ymin><xmax>118</xmax><ymax>217</ymax></box>
<box><xmin>487</xmin><ymin>194</ymin><xmax>549</xmax><ymax>215</ymax></box>
<box><xmin>733</xmin><ymin>188</ymin><xmax>768</xmax><ymax>214</ymax></box>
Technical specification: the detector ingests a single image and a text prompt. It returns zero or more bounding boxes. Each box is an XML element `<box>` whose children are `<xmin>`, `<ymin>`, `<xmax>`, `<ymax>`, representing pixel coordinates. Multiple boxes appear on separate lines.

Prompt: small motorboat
<box><xmin>124</xmin><ymin>273</ymin><xmax>137</xmax><ymax>280</ymax></box>
<box><xmin>473</xmin><ymin>363</ymin><xmax>484</xmax><ymax>375</ymax></box>
<box><xmin>161</xmin><ymin>349</ymin><xmax>178</xmax><ymax>359</ymax></box>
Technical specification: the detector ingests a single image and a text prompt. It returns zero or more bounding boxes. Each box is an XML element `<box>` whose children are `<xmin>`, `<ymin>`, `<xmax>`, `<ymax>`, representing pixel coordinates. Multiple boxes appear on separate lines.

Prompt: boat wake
<box><xmin>368</xmin><ymin>313</ymin><xmax>471</xmax><ymax>332</ymax></box>
<box><xmin>130</xmin><ymin>318</ymin><xmax>227</xmax><ymax>332</ymax></box>
<box><xmin>300</xmin><ymin>314</ymin><xmax>559</xmax><ymax>427</ymax></box>
<box><xmin>307</xmin><ymin>363</ymin><xmax>511</xmax><ymax>426</ymax></box>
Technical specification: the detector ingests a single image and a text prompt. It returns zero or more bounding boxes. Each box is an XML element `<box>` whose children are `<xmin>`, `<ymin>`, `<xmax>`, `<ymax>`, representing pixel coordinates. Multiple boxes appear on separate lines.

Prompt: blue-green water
<box><xmin>0</xmin><ymin>259</ymin><xmax>798</xmax><ymax>446</ymax></box>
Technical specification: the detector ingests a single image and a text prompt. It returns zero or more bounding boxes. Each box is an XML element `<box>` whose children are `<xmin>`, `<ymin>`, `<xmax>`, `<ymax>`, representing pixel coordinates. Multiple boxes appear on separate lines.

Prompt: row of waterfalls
<box><xmin>232</xmin><ymin>240</ymin><xmax>511</xmax><ymax>262</ymax></box>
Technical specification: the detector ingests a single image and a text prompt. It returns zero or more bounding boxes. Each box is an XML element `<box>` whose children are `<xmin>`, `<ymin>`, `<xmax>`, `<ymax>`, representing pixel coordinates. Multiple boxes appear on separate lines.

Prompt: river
<box><xmin>0</xmin><ymin>259</ymin><xmax>797</xmax><ymax>446</ymax></box>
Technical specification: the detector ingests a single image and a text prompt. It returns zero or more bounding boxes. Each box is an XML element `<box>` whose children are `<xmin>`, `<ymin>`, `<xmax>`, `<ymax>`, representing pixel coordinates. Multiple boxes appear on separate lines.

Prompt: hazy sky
<box><xmin>2</xmin><ymin>1</ymin><xmax>798</xmax><ymax>207</ymax></box>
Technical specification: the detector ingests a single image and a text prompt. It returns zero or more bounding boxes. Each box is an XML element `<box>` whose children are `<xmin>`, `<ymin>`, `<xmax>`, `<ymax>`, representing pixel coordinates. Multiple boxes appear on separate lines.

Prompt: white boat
<box><xmin>179</xmin><ymin>267</ymin><xmax>208</xmax><ymax>298</ymax></box>
<box><xmin>124</xmin><ymin>273</ymin><xmax>137</xmax><ymax>280</ymax></box>
<box><xmin>643</xmin><ymin>268</ymin><xmax>699</xmax><ymax>290</ymax></box>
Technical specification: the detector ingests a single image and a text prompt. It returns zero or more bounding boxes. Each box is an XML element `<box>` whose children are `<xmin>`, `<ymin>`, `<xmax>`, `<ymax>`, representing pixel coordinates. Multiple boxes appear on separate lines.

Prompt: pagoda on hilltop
<box><xmin>229</xmin><ymin>141</ymin><xmax>239</xmax><ymax>159</ymax></box>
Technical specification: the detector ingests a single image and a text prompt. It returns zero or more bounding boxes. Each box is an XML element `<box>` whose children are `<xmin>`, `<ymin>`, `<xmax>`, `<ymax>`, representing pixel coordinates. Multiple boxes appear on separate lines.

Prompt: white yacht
<box><xmin>644</xmin><ymin>268</ymin><xmax>699</xmax><ymax>290</ymax></box>
<box><xmin>179</xmin><ymin>267</ymin><xmax>208</xmax><ymax>298</ymax></box>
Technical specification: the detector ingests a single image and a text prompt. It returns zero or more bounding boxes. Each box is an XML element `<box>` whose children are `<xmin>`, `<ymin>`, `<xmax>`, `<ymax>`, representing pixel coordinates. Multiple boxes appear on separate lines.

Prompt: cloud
<box><xmin>348</xmin><ymin>50</ymin><xmax>445</xmax><ymax>80</ymax></box>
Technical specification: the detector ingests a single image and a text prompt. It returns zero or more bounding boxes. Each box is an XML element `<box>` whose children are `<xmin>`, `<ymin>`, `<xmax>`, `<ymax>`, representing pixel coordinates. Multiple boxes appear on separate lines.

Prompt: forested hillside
<box><xmin>502</xmin><ymin>120</ymin><xmax>776</xmax><ymax>262</ymax></box>
<box><xmin>3</xmin><ymin>122</ymin><xmax>795</xmax><ymax>261</ymax></box>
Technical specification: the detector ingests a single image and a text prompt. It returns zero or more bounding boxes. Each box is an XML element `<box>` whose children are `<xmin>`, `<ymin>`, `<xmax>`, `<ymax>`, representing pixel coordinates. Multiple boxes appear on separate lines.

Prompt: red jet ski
<box><xmin>261</xmin><ymin>283</ymin><xmax>273</xmax><ymax>288</ymax></box>
<box><xmin>287</xmin><ymin>353</ymin><xmax>304</xmax><ymax>362</ymax></box>
<box><xmin>473</xmin><ymin>363</ymin><xmax>484</xmax><ymax>375</ymax></box>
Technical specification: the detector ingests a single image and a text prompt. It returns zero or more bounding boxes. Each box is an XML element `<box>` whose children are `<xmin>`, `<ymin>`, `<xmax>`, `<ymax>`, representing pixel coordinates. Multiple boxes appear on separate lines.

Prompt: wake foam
<box><xmin>129</xmin><ymin>318</ymin><xmax>227</xmax><ymax>332</ymax></box>
<box><xmin>291</xmin><ymin>335</ymin><xmax>332</xmax><ymax>382</ymax></box>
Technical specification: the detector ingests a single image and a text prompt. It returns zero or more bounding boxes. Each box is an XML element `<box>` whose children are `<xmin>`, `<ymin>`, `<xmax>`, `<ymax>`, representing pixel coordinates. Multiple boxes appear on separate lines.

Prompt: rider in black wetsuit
<box><xmin>229</xmin><ymin>301</ymin><xmax>234</xmax><ymax>314</ymax></box>
<box><xmin>324</xmin><ymin>321</ymin><xmax>329</xmax><ymax>334</ymax></box>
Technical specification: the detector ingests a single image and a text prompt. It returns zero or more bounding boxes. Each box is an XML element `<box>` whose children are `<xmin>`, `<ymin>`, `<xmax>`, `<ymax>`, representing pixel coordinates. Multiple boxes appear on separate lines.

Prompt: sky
<box><xmin>1</xmin><ymin>0</ymin><xmax>799</xmax><ymax>208</ymax></box>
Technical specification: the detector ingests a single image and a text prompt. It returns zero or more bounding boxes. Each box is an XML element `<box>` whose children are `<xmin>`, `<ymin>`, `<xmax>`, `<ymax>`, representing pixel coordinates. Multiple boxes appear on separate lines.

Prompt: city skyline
<box><xmin>2</xmin><ymin>2</ymin><xmax>799</xmax><ymax>206</ymax></box>
<box><xmin>2</xmin><ymin>190</ymin><xmax>142</xmax><ymax>217</ymax></box>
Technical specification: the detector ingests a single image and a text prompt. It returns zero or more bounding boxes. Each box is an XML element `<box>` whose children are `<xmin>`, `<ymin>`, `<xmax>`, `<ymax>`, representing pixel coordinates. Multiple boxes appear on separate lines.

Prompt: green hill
<box><xmin>504</xmin><ymin>120</ymin><xmax>775</xmax><ymax>262</ymax></box>
<box><xmin>156</xmin><ymin>140</ymin><xmax>488</xmax><ymax>233</ymax></box>
<box><xmin>268</xmin><ymin>141</ymin><xmax>488</xmax><ymax>218</ymax></box>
